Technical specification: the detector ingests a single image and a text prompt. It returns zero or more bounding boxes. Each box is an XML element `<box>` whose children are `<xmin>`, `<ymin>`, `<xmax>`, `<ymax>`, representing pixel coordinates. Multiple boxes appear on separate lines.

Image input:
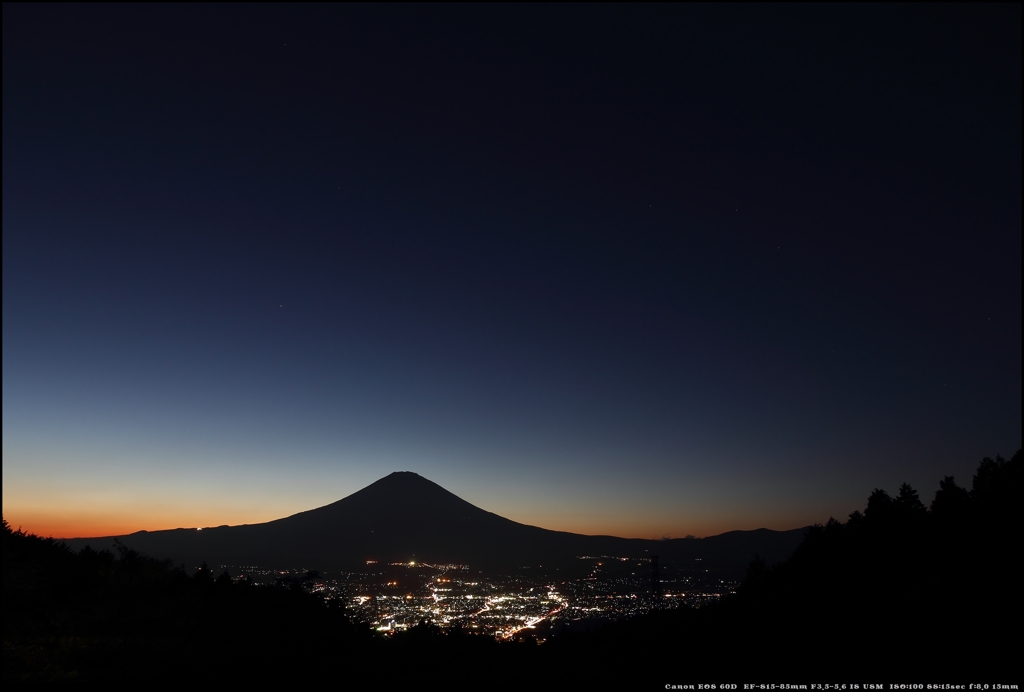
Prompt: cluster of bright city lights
<box><xmin>229</xmin><ymin>556</ymin><xmax>737</xmax><ymax>641</ymax></box>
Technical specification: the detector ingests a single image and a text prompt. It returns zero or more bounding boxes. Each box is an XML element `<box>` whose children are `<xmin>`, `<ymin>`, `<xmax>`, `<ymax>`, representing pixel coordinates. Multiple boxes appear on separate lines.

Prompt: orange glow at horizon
<box><xmin>9</xmin><ymin>517</ymin><xmax>171</xmax><ymax>541</ymax></box>
<box><xmin>5</xmin><ymin>504</ymin><xmax>795</xmax><ymax>542</ymax></box>
<box><xmin>3</xmin><ymin>505</ymin><xmax>285</xmax><ymax>541</ymax></box>
<box><xmin>4</xmin><ymin>474</ymin><xmax>811</xmax><ymax>542</ymax></box>
<box><xmin>2</xmin><ymin>484</ymin><xmax>330</xmax><ymax>540</ymax></box>
<box><xmin>8</xmin><ymin>513</ymin><xmax>216</xmax><ymax>541</ymax></box>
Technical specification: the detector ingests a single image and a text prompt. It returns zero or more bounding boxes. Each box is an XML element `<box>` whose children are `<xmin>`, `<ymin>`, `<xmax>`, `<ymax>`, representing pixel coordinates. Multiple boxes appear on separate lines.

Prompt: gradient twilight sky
<box><xmin>3</xmin><ymin>5</ymin><xmax>1021</xmax><ymax>540</ymax></box>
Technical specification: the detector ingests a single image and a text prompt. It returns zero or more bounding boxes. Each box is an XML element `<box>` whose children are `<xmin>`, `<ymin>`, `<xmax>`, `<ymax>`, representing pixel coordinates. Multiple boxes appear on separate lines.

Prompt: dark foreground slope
<box><xmin>61</xmin><ymin>472</ymin><xmax>805</xmax><ymax>576</ymax></box>
<box><xmin>2</xmin><ymin>524</ymin><xmax>370</xmax><ymax>681</ymax></box>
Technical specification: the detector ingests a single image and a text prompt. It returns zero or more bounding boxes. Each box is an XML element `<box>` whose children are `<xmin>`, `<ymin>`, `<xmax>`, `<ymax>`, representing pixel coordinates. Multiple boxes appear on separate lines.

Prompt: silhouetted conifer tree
<box><xmin>931</xmin><ymin>475</ymin><xmax>970</xmax><ymax>517</ymax></box>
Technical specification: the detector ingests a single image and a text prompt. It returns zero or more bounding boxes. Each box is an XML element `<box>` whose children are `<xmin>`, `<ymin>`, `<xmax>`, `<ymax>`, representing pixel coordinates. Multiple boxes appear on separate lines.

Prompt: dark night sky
<box><xmin>3</xmin><ymin>4</ymin><xmax>1020</xmax><ymax>538</ymax></box>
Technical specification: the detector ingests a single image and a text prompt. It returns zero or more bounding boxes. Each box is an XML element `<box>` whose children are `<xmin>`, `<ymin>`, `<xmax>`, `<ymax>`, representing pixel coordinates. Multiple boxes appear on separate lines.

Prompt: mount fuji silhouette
<box><xmin>62</xmin><ymin>472</ymin><xmax>805</xmax><ymax>574</ymax></box>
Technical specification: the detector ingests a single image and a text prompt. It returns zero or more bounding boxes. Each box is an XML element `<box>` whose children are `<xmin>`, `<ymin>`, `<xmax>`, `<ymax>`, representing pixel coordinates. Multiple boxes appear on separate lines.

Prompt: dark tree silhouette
<box><xmin>930</xmin><ymin>475</ymin><xmax>970</xmax><ymax>517</ymax></box>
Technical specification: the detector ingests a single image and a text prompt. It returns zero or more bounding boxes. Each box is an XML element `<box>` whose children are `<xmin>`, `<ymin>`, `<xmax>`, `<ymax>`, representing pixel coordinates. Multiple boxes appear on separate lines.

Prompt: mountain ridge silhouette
<box><xmin>60</xmin><ymin>471</ymin><xmax>807</xmax><ymax>575</ymax></box>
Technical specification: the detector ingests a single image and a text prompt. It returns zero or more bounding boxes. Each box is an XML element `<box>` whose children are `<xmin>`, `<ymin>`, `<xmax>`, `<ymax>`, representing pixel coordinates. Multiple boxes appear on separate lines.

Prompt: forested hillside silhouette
<box><xmin>4</xmin><ymin>451</ymin><xmax>1020</xmax><ymax>682</ymax></box>
<box><xmin>545</xmin><ymin>450</ymin><xmax>1022</xmax><ymax>680</ymax></box>
<box><xmin>2</xmin><ymin>523</ymin><xmax>370</xmax><ymax>680</ymax></box>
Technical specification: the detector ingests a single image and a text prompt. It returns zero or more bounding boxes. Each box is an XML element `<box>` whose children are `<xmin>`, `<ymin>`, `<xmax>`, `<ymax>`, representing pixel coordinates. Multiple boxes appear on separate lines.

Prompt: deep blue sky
<box><xmin>3</xmin><ymin>4</ymin><xmax>1020</xmax><ymax>538</ymax></box>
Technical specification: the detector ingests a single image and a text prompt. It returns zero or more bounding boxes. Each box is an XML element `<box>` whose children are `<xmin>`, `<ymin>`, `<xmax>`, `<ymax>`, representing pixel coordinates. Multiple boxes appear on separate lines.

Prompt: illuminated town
<box><xmin>229</xmin><ymin>556</ymin><xmax>738</xmax><ymax>641</ymax></box>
